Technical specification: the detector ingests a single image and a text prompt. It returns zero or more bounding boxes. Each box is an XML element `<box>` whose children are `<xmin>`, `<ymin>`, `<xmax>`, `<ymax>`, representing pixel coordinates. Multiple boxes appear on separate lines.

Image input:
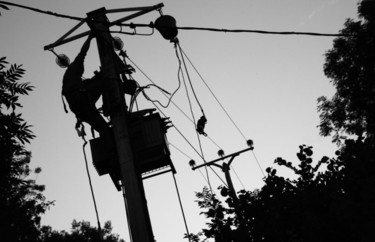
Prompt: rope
<box><xmin>82</xmin><ymin>139</ymin><xmax>102</xmax><ymax>240</ymax></box>
<box><xmin>172</xmin><ymin>173</ymin><xmax>192</xmax><ymax>242</ymax></box>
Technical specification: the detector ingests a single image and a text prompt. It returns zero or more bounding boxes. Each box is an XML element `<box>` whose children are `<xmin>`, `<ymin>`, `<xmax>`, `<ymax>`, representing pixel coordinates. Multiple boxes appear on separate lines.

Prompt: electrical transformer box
<box><xmin>90</xmin><ymin>109</ymin><xmax>175</xmax><ymax>185</ymax></box>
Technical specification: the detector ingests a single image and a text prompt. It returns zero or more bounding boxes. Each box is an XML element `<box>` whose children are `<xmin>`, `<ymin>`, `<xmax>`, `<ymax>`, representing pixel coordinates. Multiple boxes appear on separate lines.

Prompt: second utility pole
<box><xmin>87</xmin><ymin>8</ymin><xmax>154</xmax><ymax>242</ymax></box>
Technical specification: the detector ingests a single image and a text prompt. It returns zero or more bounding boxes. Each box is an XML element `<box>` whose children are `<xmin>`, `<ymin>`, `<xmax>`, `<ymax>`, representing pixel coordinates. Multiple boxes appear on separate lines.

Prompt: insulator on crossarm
<box><xmin>247</xmin><ymin>139</ymin><xmax>254</xmax><ymax>150</ymax></box>
<box><xmin>189</xmin><ymin>159</ymin><xmax>196</xmax><ymax>168</ymax></box>
<box><xmin>56</xmin><ymin>54</ymin><xmax>70</xmax><ymax>68</ymax></box>
<box><xmin>154</xmin><ymin>15</ymin><xmax>178</xmax><ymax>41</ymax></box>
<box><xmin>218</xmin><ymin>149</ymin><xmax>225</xmax><ymax>157</ymax></box>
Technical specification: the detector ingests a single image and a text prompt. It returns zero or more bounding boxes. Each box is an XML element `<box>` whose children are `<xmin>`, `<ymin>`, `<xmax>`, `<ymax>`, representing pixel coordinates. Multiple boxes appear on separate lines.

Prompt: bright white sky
<box><xmin>0</xmin><ymin>0</ymin><xmax>359</xmax><ymax>241</ymax></box>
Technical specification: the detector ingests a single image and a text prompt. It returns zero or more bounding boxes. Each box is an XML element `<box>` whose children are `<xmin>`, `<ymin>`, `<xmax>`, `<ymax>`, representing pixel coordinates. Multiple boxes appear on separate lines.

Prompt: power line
<box><xmin>0</xmin><ymin>1</ymin><xmax>358</xmax><ymax>38</ymax></box>
<box><xmin>0</xmin><ymin>1</ymin><xmax>82</xmax><ymax>21</ymax></box>
<box><xmin>176</xmin><ymin>26</ymin><xmax>356</xmax><ymax>37</ymax></box>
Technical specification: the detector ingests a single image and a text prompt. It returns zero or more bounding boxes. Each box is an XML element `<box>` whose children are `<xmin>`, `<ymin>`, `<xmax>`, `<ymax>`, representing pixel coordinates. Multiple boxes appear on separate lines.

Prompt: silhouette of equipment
<box><xmin>196</xmin><ymin>115</ymin><xmax>207</xmax><ymax>136</ymax></box>
<box><xmin>154</xmin><ymin>15</ymin><xmax>178</xmax><ymax>41</ymax></box>
<box><xmin>90</xmin><ymin>109</ymin><xmax>175</xmax><ymax>190</ymax></box>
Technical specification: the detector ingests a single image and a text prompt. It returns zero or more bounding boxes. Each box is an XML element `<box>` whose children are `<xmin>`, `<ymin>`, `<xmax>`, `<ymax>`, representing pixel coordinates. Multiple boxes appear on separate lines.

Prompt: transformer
<box><xmin>90</xmin><ymin>109</ymin><xmax>175</xmax><ymax>190</ymax></box>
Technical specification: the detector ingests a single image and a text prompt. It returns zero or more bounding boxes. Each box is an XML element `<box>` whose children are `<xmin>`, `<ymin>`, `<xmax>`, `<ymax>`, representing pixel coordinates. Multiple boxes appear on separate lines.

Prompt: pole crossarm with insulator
<box><xmin>191</xmin><ymin>147</ymin><xmax>253</xmax><ymax>202</ymax></box>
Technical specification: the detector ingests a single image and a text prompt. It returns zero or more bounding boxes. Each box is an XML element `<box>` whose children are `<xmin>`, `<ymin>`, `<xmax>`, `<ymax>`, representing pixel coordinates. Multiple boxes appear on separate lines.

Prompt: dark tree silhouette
<box><xmin>317</xmin><ymin>0</ymin><xmax>375</xmax><ymax>142</ymax></box>
<box><xmin>188</xmin><ymin>143</ymin><xmax>375</xmax><ymax>241</ymax></box>
<box><xmin>0</xmin><ymin>57</ymin><xmax>53</xmax><ymax>242</ymax></box>
<box><xmin>39</xmin><ymin>220</ymin><xmax>125</xmax><ymax>242</ymax></box>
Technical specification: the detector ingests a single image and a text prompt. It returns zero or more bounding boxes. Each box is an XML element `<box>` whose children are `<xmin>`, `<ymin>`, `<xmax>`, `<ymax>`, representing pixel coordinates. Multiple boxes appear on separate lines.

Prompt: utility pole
<box><xmin>191</xmin><ymin>147</ymin><xmax>253</xmax><ymax>202</ymax></box>
<box><xmin>86</xmin><ymin>8</ymin><xmax>154</xmax><ymax>242</ymax></box>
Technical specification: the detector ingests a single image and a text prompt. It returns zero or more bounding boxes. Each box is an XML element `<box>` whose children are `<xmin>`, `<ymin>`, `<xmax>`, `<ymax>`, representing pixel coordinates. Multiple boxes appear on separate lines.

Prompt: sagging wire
<box><xmin>0</xmin><ymin>1</ymin><xmax>363</xmax><ymax>39</ymax></box>
<box><xmin>128</xmin><ymin>56</ymin><xmax>224</xmax><ymax>153</ymax></box>
<box><xmin>179</xmin><ymin>46</ymin><xmax>266</xmax><ymax>178</ymax></box>
<box><xmin>127</xmin><ymin>44</ymin><xmax>182</xmax><ymax>110</ymax></box>
<box><xmin>77</xmin><ymin>124</ymin><xmax>103</xmax><ymax>240</ymax></box>
<box><xmin>172</xmin><ymin>172</ymin><xmax>192</xmax><ymax>242</ymax></box>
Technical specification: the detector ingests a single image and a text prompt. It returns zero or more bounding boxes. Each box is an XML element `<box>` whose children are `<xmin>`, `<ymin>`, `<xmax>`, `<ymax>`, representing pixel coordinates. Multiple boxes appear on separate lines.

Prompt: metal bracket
<box><xmin>43</xmin><ymin>3</ymin><xmax>164</xmax><ymax>50</ymax></box>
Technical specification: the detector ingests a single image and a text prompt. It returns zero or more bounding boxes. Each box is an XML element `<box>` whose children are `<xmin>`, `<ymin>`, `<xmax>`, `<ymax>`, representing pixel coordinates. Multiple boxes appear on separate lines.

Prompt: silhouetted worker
<box><xmin>62</xmin><ymin>34</ymin><xmax>113</xmax><ymax>149</ymax></box>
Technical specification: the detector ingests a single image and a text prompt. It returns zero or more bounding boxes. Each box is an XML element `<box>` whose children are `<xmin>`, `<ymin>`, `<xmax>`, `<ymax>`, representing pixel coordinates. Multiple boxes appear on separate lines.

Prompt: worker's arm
<box><xmin>75</xmin><ymin>34</ymin><xmax>94</xmax><ymax>62</ymax></box>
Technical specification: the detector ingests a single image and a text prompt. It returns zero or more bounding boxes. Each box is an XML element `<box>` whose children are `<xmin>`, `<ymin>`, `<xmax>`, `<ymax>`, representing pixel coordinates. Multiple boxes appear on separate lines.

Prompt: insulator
<box><xmin>246</xmin><ymin>139</ymin><xmax>254</xmax><ymax>148</ymax></box>
<box><xmin>55</xmin><ymin>54</ymin><xmax>70</xmax><ymax>68</ymax></box>
<box><xmin>189</xmin><ymin>159</ymin><xmax>196</xmax><ymax>168</ymax></box>
<box><xmin>112</xmin><ymin>36</ymin><xmax>124</xmax><ymax>51</ymax></box>
<box><xmin>218</xmin><ymin>149</ymin><xmax>225</xmax><ymax>157</ymax></box>
<box><xmin>154</xmin><ymin>15</ymin><xmax>178</xmax><ymax>41</ymax></box>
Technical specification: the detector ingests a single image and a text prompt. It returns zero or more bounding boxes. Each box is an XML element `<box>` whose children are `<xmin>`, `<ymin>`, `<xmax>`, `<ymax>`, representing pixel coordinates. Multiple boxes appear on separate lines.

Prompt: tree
<box><xmin>189</xmin><ymin>143</ymin><xmax>375</xmax><ymax>241</ymax></box>
<box><xmin>39</xmin><ymin>220</ymin><xmax>125</xmax><ymax>242</ymax></box>
<box><xmin>317</xmin><ymin>0</ymin><xmax>375</xmax><ymax>142</ymax></box>
<box><xmin>0</xmin><ymin>57</ymin><xmax>53</xmax><ymax>241</ymax></box>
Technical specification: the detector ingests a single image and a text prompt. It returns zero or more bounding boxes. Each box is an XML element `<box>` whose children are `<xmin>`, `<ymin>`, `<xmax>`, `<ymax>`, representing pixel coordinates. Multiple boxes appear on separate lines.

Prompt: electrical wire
<box><xmin>177</xmin><ymin>41</ymin><xmax>205</xmax><ymax>115</ymax></box>
<box><xmin>128</xmin><ymin>56</ymin><xmax>224</xmax><ymax>153</ymax></box>
<box><xmin>179</xmin><ymin>47</ymin><xmax>267</xmax><ymax>177</ymax></box>
<box><xmin>251</xmin><ymin>150</ymin><xmax>265</xmax><ymax>177</ymax></box>
<box><xmin>155</xmin><ymin>105</ymin><xmax>204</xmax><ymax>161</ymax></box>
<box><xmin>1</xmin><ymin>1</ymin><xmax>362</xmax><ymax>39</ymax></box>
<box><xmin>172</xmin><ymin>173</ymin><xmax>192</xmax><ymax>242</ymax></box>
<box><xmin>0</xmin><ymin>1</ymin><xmax>82</xmax><ymax>21</ymax></box>
<box><xmin>176</xmin><ymin>43</ymin><xmax>214</xmax><ymax>194</ymax></box>
<box><xmin>176</xmin><ymin>26</ymin><xmax>357</xmax><ymax>37</ymax></box>
<box><xmin>231</xmin><ymin>165</ymin><xmax>246</xmax><ymax>190</ymax></box>
<box><xmin>179</xmin><ymin>47</ymin><xmax>247</xmax><ymax>141</ymax></box>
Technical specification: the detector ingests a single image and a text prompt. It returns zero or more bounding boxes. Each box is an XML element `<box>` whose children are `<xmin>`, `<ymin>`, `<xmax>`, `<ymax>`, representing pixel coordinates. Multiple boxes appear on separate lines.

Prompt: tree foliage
<box><xmin>39</xmin><ymin>220</ymin><xmax>125</xmax><ymax>242</ymax></box>
<box><xmin>189</xmin><ymin>141</ymin><xmax>375</xmax><ymax>241</ymax></box>
<box><xmin>0</xmin><ymin>57</ymin><xmax>53</xmax><ymax>242</ymax></box>
<box><xmin>317</xmin><ymin>0</ymin><xmax>375</xmax><ymax>142</ymax></box>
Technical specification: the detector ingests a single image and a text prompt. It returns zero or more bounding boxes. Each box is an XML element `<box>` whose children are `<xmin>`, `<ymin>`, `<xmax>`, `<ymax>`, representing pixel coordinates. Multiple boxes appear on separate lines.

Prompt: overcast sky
<box><xmin>0</xmin><ymin>1</ymin><xmax>359</xmax><ymax>241</ymax></box>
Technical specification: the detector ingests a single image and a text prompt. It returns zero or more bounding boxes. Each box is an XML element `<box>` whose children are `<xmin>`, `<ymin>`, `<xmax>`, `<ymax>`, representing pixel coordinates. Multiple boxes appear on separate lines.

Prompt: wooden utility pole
<box><xmin>86</xmin><ymin>8</ymin><xmax>154</xmax><ymax>242</ymax></box>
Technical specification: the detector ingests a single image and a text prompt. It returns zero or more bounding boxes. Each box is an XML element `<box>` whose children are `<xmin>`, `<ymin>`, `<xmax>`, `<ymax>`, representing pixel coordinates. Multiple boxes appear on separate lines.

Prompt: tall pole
<box><xmin>87</xmin><ymin>8</ymin><xmax>154</xmax><ymax>242</ymax></box>
<box><xmin>222</xmin><ymin>162</ymin><xmax>238</xmax><ymax>203</ymax></box>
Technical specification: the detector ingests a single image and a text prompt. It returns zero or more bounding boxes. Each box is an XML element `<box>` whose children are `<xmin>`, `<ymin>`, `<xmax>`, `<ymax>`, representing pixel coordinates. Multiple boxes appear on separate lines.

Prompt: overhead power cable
<box><xmin>0</xmin><ymin>1</ymin><xmax>82</xmax><ymax>21</ymax></box>
<box><xmin>176</xmin><ymin>26</ymin><xmax>356</xmax><ymax>37</ymax></box>
<box><xmin>0</xmin><ymin>1</ymin><xmax>359</xmax><ymax>38</ymax></box>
